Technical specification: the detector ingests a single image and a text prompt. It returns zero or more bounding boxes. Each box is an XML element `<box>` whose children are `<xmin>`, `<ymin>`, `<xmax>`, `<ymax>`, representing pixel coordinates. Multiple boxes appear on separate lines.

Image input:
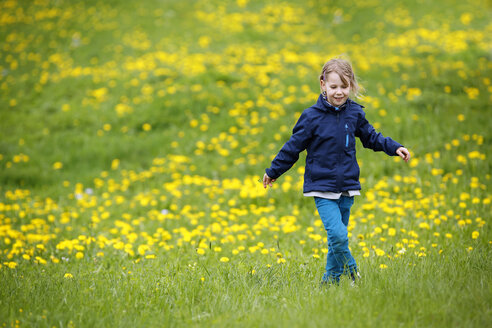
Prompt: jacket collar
<box><xmin>315</xmin><ymin>94</ymin><xmax>351</xmax><ymax>113</ymax></box>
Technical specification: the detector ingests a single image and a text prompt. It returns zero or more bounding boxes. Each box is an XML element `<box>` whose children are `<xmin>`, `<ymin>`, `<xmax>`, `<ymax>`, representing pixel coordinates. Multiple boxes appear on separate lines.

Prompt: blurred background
<box><xmin>1</xmin><ymin>0</ymin><xmax>490</xmax><ymax>193</ymax></box>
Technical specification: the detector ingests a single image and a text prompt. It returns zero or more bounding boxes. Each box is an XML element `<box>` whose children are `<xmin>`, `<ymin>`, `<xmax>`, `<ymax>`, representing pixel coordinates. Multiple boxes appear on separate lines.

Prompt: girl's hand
<box><xmin>263</xmin><ymin>173</ymin><xmax>276</xmax><ymax>189</ymax></box>
<box><xmin>396</xmin><ymin>147</ymin><xmax>411</xmax><ymax>163</ymax></box>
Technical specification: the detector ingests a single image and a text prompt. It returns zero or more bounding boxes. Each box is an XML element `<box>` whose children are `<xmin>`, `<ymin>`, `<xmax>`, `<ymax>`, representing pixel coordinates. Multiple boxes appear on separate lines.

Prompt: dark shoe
<box><xmin>350</xmin><ymin>271</ymin><xmax>361</xmax><ymax>287</ymax></box>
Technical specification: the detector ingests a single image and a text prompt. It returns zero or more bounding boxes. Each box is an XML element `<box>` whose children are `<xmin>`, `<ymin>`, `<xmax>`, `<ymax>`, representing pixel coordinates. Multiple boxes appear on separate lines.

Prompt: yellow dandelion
<box><xmin>64</xmin><ymin>273</ymin><xmax>74</xmax><ymax>279</ymax></box>
<box><xmin>464</xmin><ymin>87</ymin><xmax>479</xmax><ymax>99</ymax></box>
<box><xmin>75</xmin><ymin>252</ymin><xmax>84</xmax><ymax>259</ymax></box>
<box><xmin>198</xmin><ymin>36</ymin><xmax>211</xmax><ymax>48</ymax></box>
<box><xmin>111</xmin><ymin>159</ymin><xmax>120</xmax><ymax>170</ymax></box>
<box><xmin>380</xmin><ymin>264</ymin><xmax>388</xmax><ymax>269</ymax></box>
<box><xmin>190</xmin><ymin>119</ymin><xmax>199</xmax><ymax>128</ymax></box>
<box><xmin>472</xmin><ymin>231</ymin><xmax>479</xmax><ymax>239</ymax></box>
<box><xmin>52</xmin><ymin>162</ymin><xmax>63</xmax><ymax>170</ymax></box>
<box><xmin>460</xmin><ymin>13</ymin><xmax>472</xmax><ymax>25</ymax></box>
<box><xmin>220</xmin><ymin>257</ymin><xmax>230</xmax><ymax>263</ymax></box>
<box><xmin>418</xmin><ymin>222</ymin><xmax>430</xmax><ymax>230</ymax></box>
<box><xmin>375</xmin><ymin>248</ymin><xmax>385</xmax><ymax>256</ymax></box>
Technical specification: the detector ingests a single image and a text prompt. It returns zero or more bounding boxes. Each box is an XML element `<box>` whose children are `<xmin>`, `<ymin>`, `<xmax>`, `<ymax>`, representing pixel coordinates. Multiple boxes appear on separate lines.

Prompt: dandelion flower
<box><xmin>111</xmin><ymin>159</ymin><xmax>120</xmax><ymax>170</ymax></box>
<box><xmin>375</xmin><ymin>248</ymin><xmax>385</xmax><ymax>256</ymax></box>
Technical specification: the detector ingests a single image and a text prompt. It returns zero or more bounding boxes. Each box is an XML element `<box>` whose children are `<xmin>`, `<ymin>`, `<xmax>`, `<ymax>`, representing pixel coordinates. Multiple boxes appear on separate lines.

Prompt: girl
<box><xmin>263</xmin><ymin>58</ymin><xmax>410</xmax><ymax>284</ymax></box>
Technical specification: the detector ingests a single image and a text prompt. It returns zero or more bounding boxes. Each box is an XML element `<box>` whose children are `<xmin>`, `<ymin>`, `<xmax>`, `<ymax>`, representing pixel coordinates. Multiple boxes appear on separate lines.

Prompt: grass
<box><xmin>2</xmin><ymin>247</ymin><xmax>490</xmax><ymax>327</ymax></box>
<box><xmin>0</xmin><ymin>0</ymin><xmax>491</xmax><ymax>327</ymax></box>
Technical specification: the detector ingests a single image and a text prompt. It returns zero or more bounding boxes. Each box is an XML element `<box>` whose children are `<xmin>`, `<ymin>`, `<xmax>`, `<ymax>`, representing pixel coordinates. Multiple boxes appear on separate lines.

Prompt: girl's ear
<box><xmin>320</xmin><ymin>80</ymin><xmax>325</xmax><ymax>90</ymax></box>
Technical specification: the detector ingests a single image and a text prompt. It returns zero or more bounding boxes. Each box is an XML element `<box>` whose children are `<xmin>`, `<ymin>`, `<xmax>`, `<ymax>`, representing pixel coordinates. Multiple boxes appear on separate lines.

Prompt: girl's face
<box><xmin>321</xmin><ymin>72</ymin><xmax>350</xmax><ymax>107</ymax></box>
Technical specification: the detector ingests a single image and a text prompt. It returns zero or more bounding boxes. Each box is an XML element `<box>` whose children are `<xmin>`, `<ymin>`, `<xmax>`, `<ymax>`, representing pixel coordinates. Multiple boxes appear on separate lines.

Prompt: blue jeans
<box><xmin>314</xmin><ymin>196</ymin><xmax>357</xmax><ymax>283</ymax></box>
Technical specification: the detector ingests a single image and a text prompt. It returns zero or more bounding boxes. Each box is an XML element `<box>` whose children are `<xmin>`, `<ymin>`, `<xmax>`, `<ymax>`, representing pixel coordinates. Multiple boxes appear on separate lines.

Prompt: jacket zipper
<box><xmin>336</xmin><ymin>112</ymin><xmax>342</xmax><ymax>192</ymax></box>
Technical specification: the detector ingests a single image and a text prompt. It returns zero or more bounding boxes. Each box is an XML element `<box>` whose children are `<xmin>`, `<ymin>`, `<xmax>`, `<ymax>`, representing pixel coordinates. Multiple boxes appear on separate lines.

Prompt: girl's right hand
<box><xmin>263</xmin><ymin>173</ymin><xmax>276</xmax><ymax>189</ymax></box>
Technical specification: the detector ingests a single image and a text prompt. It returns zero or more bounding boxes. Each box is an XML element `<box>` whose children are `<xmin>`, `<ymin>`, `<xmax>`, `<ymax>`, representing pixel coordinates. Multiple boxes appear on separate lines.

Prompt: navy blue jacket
<box><xmin>265</xmin><ymin>94</ymin><xmax>403</xmax><ymax>193</ymax></box>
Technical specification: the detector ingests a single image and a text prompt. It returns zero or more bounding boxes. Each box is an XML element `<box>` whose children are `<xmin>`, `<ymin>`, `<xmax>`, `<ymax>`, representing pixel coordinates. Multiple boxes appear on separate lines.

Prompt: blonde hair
<box><xmin>319</xmin><ymin>58</ymin><xmax>364</xmax><ymax>98</ymax></box>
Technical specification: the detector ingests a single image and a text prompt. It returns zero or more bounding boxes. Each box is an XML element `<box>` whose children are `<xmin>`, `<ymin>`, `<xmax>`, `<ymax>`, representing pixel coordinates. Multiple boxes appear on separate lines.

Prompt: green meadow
<box><xmin>0</xmin><ymin>0</ymin><xmax>491</xmax><ymax>326</ymax></box>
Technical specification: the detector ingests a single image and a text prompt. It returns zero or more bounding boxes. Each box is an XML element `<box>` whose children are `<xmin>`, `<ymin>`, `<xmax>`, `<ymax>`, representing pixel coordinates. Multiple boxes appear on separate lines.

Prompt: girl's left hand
<box><xmin>396</xmin><ymin>147</ymin><xmax>411</xmax><ymax>163</ymax></box>
<box><xmin>263</xmin><ymin>173</ymin><xmax>276</xmax><ymax>189</ymax></box>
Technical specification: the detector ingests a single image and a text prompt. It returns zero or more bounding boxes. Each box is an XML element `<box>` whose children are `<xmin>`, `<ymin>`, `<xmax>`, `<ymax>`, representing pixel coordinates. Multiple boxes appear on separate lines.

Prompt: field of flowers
<box><xmin>1</xmin><ymin>0</ymin><xmax>491</xmax><ymax>327</ymax></box>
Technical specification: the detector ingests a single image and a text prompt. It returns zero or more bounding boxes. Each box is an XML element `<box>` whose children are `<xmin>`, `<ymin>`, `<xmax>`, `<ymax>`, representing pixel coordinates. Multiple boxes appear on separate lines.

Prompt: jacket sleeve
<box><xmin>356</xmin><ymin>111</ymin><xmax>402</xmax><ymax>156</ymax></box>
<box><xmin>265</xmin><ymin>110</ymin><xmax>313</xmax><ymax>179</ymax></box>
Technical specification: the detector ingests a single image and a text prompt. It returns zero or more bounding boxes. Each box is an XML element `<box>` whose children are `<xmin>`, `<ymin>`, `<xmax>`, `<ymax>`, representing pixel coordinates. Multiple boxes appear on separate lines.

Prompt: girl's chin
<box><xmin>331</xmin><ymin>98</ymin><xmax>346</xmax><ymax>105</ymax></box>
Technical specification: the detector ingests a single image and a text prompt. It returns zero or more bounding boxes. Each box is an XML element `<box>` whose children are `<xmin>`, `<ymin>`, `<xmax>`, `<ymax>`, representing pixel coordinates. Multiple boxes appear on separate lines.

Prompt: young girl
<box><xmin>263</xmin><ymin>58</ymin><xmax>410</xmax><ymax>284</ymax></box>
